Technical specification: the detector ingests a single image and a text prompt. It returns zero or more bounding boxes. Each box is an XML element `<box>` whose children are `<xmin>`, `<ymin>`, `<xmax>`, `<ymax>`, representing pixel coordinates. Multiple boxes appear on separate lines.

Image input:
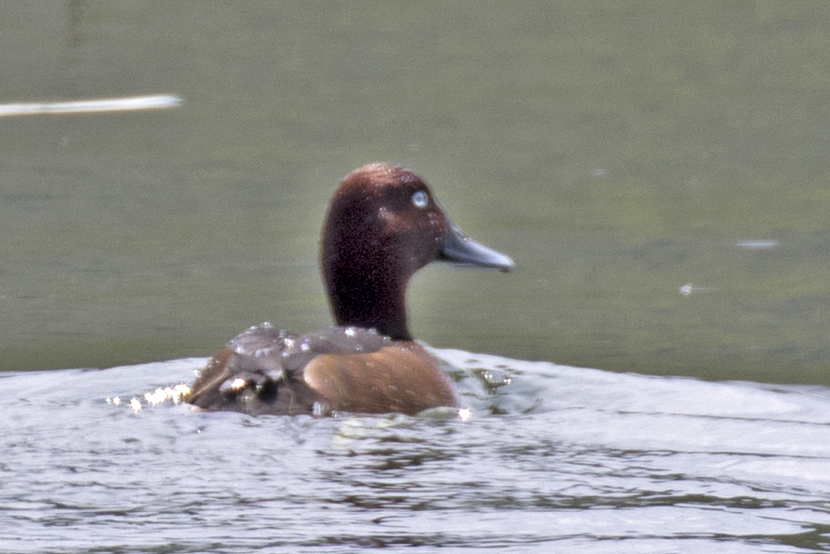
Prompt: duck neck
<box><xmin>324</xmin><ymin>264</ymin><xmax>412</xmax><ymax>341</ymax></box>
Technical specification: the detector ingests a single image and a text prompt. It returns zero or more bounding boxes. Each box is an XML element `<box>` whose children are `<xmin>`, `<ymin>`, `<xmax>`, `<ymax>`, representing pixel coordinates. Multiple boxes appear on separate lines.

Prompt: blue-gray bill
<box><xmin>439</xmin><ymin>223</ymin><xmax>514</xmax><ymax>272</ymax></box>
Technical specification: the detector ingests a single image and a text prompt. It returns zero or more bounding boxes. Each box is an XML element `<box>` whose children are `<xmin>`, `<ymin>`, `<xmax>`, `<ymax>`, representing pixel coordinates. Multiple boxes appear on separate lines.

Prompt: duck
<box><xmin>186</xmin><ymin>162</ymin><xmax>514</xmax><ymax>416</ymax></box>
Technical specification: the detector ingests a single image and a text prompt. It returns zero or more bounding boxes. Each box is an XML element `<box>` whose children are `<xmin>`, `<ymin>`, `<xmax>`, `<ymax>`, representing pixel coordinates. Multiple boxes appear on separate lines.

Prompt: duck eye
<box><xmin>411</xmin><ymin>190</ymin><xmax>429</xmax><ymax>209</ymax></box>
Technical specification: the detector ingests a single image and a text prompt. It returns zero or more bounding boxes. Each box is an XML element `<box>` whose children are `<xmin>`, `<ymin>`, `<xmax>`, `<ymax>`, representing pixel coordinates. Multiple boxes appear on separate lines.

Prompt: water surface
<box><xmin>2</xmin><ymin>352</ymin><xmax>829</xmax><ymax>552</ymax></box>
<box><xmin>2</xmin><ymin>2</ymin><xmax>830</xmax><ymax>382</ymax></box>
<box><xmin>3</xmin><ymin>4</ymin><xmax>830</xmax><ymax>551</ymax></box>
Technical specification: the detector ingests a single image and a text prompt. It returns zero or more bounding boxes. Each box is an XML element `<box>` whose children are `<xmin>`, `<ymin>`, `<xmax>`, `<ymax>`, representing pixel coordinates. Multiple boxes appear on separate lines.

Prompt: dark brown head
<box><xmin>321</xmin><ymin>163</ymin><xmax>513</xmax><ymax>341</ymax></box>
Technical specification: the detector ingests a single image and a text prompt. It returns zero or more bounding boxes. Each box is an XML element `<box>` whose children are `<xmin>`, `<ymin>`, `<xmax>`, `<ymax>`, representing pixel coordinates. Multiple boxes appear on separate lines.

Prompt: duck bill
<box><xmin>438</xmin><ymin>223</ymin><xmax>514</xmax><ymax>272</ymax></box>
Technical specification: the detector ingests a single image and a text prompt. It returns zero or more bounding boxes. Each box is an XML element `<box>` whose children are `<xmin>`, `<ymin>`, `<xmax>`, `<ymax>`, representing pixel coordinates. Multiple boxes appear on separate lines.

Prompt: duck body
<box><xmin>187</xmin><ymin>325</ymin><xmax>458</xmax><ymax>416</ymax></box>
<box><xmin>187</xmin><ymin>163</ymin><xmax>513</xmax><ymax>416</ymax></box>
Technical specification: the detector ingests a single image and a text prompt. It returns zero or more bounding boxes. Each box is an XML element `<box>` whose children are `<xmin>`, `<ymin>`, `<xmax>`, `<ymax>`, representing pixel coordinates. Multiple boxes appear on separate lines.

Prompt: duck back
<box><xmin>188</xmin><ymin>324</ymin><xmax>458</xmax><ymax>416</ymax></box>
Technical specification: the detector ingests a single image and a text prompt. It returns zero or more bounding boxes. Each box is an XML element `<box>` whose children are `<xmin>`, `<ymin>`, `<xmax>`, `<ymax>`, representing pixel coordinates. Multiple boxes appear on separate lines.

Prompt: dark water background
<box><xmin>2</xmin><ymin>1</ymin><xmax>830</xmax><ymax>382</ymax></box>
<box><xmin>2</xmin><ymin>2</ymin><xmax>830</xmax><ymax>552</ymax></box>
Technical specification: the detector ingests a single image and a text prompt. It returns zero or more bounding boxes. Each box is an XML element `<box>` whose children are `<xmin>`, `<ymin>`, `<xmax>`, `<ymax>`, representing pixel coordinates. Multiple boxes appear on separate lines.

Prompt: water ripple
<box><xmin>1</xmin><ymin>353</ymin><xmax>829</xmax><ymax>552</ymax></box>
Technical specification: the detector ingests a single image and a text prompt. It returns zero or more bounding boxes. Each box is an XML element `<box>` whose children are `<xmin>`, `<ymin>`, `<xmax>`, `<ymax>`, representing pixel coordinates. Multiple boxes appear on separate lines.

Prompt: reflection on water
<box><xmin>0</xmin><ymin>94</ymin><xmax>181</xmax><ymax>116</ymax></box>
<box><xmin>1</xmin><ymin>352</ymin><xmax>828</xmax><ymax>552</ymax></box>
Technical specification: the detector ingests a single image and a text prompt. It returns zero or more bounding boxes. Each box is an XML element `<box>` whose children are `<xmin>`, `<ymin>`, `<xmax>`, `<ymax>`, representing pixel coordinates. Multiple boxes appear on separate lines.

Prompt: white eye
<box><xmin>411</xmin><ymin>190</ymin><xmax>429</xmax><ymax>208</ymax></box>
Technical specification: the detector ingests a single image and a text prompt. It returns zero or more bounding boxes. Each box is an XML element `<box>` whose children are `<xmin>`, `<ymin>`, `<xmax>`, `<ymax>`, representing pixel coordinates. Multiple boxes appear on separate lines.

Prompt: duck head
<box><xmin>321</xmin><ymin>163</ymin><xmax>514</xmax><ymax>341</ymax></box>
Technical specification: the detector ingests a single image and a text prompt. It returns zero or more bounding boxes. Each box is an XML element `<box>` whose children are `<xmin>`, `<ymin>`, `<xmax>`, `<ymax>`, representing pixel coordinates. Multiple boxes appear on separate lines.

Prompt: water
<box><xmin>2</xmin><ymin>352</ymin><xmax>829</xmax><ymax>552</ymax></box>
<box><xmin>2</xmin><ymin>2</ymin><xmax>830</xmax><ymax>382</ymax></box>
<box><xmin>3</xmin><ymin>2</ymin><xmax>830</xmax><ymax>551</ymax></box>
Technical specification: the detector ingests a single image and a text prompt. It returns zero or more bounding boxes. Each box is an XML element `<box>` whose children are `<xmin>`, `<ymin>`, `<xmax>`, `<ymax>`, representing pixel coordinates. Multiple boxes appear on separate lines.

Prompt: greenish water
<box><xmin>2</xmin><ymin>1</ymin><xmax>830</xmax><ymax>384</ymax></box>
